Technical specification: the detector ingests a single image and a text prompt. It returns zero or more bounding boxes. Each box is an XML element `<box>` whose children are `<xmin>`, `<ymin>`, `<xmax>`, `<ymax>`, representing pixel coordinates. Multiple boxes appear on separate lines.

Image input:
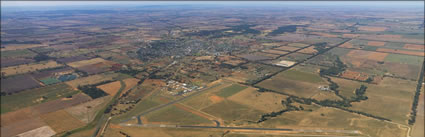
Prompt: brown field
<box><xmin>227</xmin><ymin>87</ymin><xmax>286</xmax><ymax>112</ymax></box>
<box><xmin>1</xmin><ymin>116</ymin><xmax>47</xmax><ymax>137</ymax></box>
<box><xmin>262</xmin><ymin>49</ymin><xmax>289</xmax><ymax>55</ymax></box>
<box><xmin>121</xmin><ymin>78</ymin><xmax>140</xmax><ymax>96</ymax></box>
<box><xmin>403</xmin><ymin>44</ymin><xmax>424</xmax><ymax>50</ymax></box>
<box><xmin>340</xmin><ymin>70</ymin><xmax>369</xmax><ymax>81</ymax></box>
<box><xmin>32</xmin><ymin>93</ymin><xmax>92</xmax><ymax>114</ymax></box>
<box><xmin>65</xmin><ymin>73</ymin><xmax>120</xmax><ymax>89</ymax></box>
<box><xmin>97</xmin><ymin>81</ymin><xmax>122</xmax><ymax>96</ymax></box>
<box><xmin>287</xmin><ymin>43</ymin><xmax>309</xmax><ymax>48</ymax></box>
<box><xmin>367</xmin><ymin>41</ymin><xmax>386</xmax><ymax>46</ymax></box>
<box><xmin>67</xmin><ymin>57</ymin><xmax>109</xmax><ymax>68</ymax></box>
<box><xmin>346</xmin><ymin>50</ymin><xmax>388</xmax><ymax>61</ymax></box>
<box><xmin>40</xmin><ymin>110</ymin><xmax>86</xmax><ymax>134</ymax></box>
<box><xmin>1</xmin><ymin>60</ymin><xmax>62</xmax><ymax>76</ymax></box>
<box><xmin>310</xmin><ymin>32</ymin><xmax>339</xmax><ymax>38</ymax></box>
<box><xmin>339</xmin><ymin>42</ymin><xmax>353</xmax><ymax>48</ymax></box>
<box><xmin>357</xmin><ymin>26</ymin><xmax>387</xmax><ymax>31</ymax></box>
<box><xmin>252</xmin><ymin>52</ymin><xmax>280</xmax><ymax>58</ymax></box>
<box><xmin>342</xmin><ymin>34</ymin><xmax>360</xmax><ymax>38</ymax></box>
<box><xmin>376</xmin><ymin>48</ymin><xmax>424</xmax><ymax>56</ymax></box>
<box><xmin>274</xmin><ymin>46</ymin><xmax>300</xmax><ymax>51</ymax></box>
<box><xmin>297</xmin><ymin>46</ymin><xmax>318</xmax><ymax>54</ymax></box>
<box><xmin>1</xmin><ymin>44</ymin><xmax>47</xmax><ymax>51</ymax></box>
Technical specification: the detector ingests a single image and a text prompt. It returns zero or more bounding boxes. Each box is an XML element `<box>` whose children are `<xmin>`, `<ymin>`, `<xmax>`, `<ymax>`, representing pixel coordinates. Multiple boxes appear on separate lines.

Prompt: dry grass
<box><xmin>67</xmin><ymin>58</ymin><xmax>108</xmax><ymax>68</ymax></box>
<box><xmin>15</xmin><ymin>126</ymin><xmax>56</xmax><ymax>137</ymax></box>
<box><xmin>40</xmin><ymin>110</ymin><xmax>86</xmax><ymax>134</ymax></box>
<box><xmin>403</xmin><ymin>44</ymin><xmax>424</xmax><ymax>50</ymax></box>
<box><xmin>1</xmin><ymin>60</ymin><xmax>62</xmax><ymax>76</ymax></box>
<box><xmin>65</xmin><ymin>73</ymin><xmax>119</xmax><ymax>89</ymax></box>
<box><xmin>357</xmin><ymin>26</ymin><xmax>387</xmax><ymax>31</ymax></box>
<box><xmin>377</xmin><ymin>48</ymin><xmax>424</xmax><ymax>56</ymax></box>
<box><xmin>367</xmin><ymin>41</ymin><xmax>386</xmax><ymax>46</ymax></box>
<box><xmin>297</xmin><ymin>46</ymin><xmax>318</xmax><ymax>54</ymax></box>
<box><xmin>1</xmin><ymin>44</ymin><xmax>47</xmax><ymax>51</ymax></box>
<box><xmin>228</xmin><ymin>87</ymin><xmax>287</xmax><ymax>112</ymax></box>
<box><xmin>274</xmin><ymin>46</ymin><xmax>300</xmax><ymax>51</ymax></box>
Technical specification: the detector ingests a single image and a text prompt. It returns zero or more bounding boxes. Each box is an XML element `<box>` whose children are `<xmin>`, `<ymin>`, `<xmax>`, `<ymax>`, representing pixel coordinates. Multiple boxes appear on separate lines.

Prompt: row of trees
<box><xmin>408</xmin><ymin>61</ymin><xmax>425</xmax><ymax>125</ymax></box>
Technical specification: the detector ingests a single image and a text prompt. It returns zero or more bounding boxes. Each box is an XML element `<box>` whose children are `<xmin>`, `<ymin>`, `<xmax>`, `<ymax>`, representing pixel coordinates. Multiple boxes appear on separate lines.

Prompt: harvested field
<box><xmin>40</xmin><ymin>110</ymin><xmax>86</xmax><ymax>134</ymax></box>
<box><xmin>15</xmin><ymin>126</ymin><xmax>56</xmax><ymax>137</ymax></box>
<box><xmin>1</xmin><ymin>116</ymin><xmax>47</xmax><ymax>137</ymax></box>
<box><xmin>65</xmin><ymin>72</ymin><xmax>120</xmax><ymax>89</ymax></box>
<box><xmin>376</xmin><ymin>48</ymin><xmax>424</xmax><ymax>56</ymax></box>
<box><xmin>1</xmin><ymin>75</ymin><xmax>41</xmax><ymax>94</ymax></box>
<box><xmin>297</xmin><ymin>46</ymin><xmax>318</xmax><ymax>54</ymax></box>
<box><xmin>358</xmin><ymin>26</ymin><xmax>387</xmax><ymax>31</ymax></box>
<box><xmin>403</xmin><ymin>44</ymin><xmax>424</xmax><ymax>50</ymax></box>
<box><xmin>65</xmin><ymin>96</ymin><xmax>112</xmax><ymax>123</ymax></box>
<box><xmin>287</xmin><ymin>43</ymin><xmax>309</xmax><ymax>48</ymax></box>
<box><xmin>367</xmin><ymin>41</ymin><xmax>386</xmax><ymax>46</ymax></box>
<box><xmin>56</xmin><ymin>56</ymin><xmax>93</xmax><ymax>63</ymax></box>
<box><xmin>274</xmin><ymin>46</ymin><xmax>300</xmax><ymax>51</ymax></box>
<box><xmin>340</xmin><ymin>70</ymin><xmax>369</xmax><ymax>81</ymax></box>
<box><xmin>97</xmin><ymin>81</ymin><xmax>122</xmax><ymax>96</ymax></box>
<box><xmin>1</xmin><ymin>44</ymin><xmax>47</xmax><ymax>51</ymax></box>
<box><xmin>32</xmin><ymin>93</ymin><xmax>91</xmax><ymax>115</ymax></box>
<box><xmin>310</xmin><ymin>32</ymin><xmax>339</xmax><ymax>37</ymax></box>
<box><xmin>1</xmin><ymin>60</ymin><xmax>63</xmax><ymax>76</ymax></box>
<box><xmin>67</xmin><ymin>57</ymin><xmax>108</xmax><ymax>68</ymax></box>
<box><xmin>261</xmin><ymin>49</ymin><xmax>289</xmax><ymax>55</ymax></box>
<box><xmin>1</xmin><ymin>58</ymin><xmax>35</xmax><ymax>68</ymax></box>
<box><xmin>228</xmin><ymin>87</ymin><xmax>287</xmax><ymax>112</ymax></box>
<box><xmin>77</xmin><ymin>62</ymin><xmax>112</xmax><ymax>74</ymax></box>
<box><xmin>238</xmin><ymin>54</ymin><xmax>271</xmax><ymax>61</ymax></box>
<box><xmin>346</xmin><ymin>50</ymin><xmax>388</xmax><ymax>61</ymax></box>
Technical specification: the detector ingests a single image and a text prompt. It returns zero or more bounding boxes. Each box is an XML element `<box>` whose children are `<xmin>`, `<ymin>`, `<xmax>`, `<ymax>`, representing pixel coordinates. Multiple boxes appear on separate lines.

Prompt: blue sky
<box><xmin>1</xmin><ymin>1</ymin><xmax>423</xmax><ymax>8</ymax></box>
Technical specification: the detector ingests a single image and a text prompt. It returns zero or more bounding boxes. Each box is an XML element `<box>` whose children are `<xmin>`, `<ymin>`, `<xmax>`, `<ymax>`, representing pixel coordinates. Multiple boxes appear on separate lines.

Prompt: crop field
<box><xmin>40</xmin><ymin>77</ymin><xmax>61</xmax><ymax>85</ymax></box>
<box><xmin>15</xmin><ymin>126</ymin><xmax>56</xmax><ymax>137</ymax></box>
<box><xmin>1</xmin><ymin>60</ymin><xmax>63</xmax><ymax>76</ymax></box>
<box><xmin>65</xmin><ymin>72</ymin><xmax>123</xmax><ymax>89</ymax></box>
<box><xmin>1</xmin><ymin>58</ymin><xmax>35</xmax><ymax>67</ymax></box>
<box><xmin>296</xmin><ymin>46</ymin><xmax>318</xmax><ymax>54</ymax></box>
<box><xmin>357</xmin><ymin>26</ymin><xmax>387</xmax><ymax>31</ymax></box>
<box><xmin>238</xmin><ymin>54</ymin><xmax>272</xmax><ymax>61</ymax></box>
<box><xmin>40</xmin><ymin>110</ymin><xmax>86</xmax><ymax>134</ymax></box>
<box><xmin>1</xmin><ymin>75</ymin><xmax>42</xmax><ymax>94</ymax></box>
<box><xmin>403</xmin><ymin>44</ymin><xmax>424</xmax><ymax>50</ymax></box>
<box><xmin>56</xmin><ymin>56</ymin><xmax>93</xmax><ymax>63</ymax></box>
<box><xmin>376</xmin><ymin>48</ymin><xmax>424</xmax><ymax>56</ymax></box>
<box><xmin>256</xmin><ymin>70</ymin><xmax>326</xmax><ymax>98</ymax></box>
<box><xmin>261</xmin><ymin>49</ymin><xmax>289</xmax><ymax>55</ymax></box>
<box><xmin>97</xmin><ymin>81</ymin><xmax>123</xmax><ymax>96</ymax></box>
<box><xmin>1</xmin><ymin>116</ymin><xmax>47</xmax><ymax>137</ymax></box>
<box><xmin>287</xmin><ymin>43</ymin><xmax>309</xmax><ymax>48</ymax></box>
<box><xmin>145</xmin><ymin>105</ymin><xmax>212</xmax><ymax>125</ymax></box>
<box><xmin>1</xmin><ymin>83</ymin><xmax>79</xmax><ymax>114</ymax></box>
<box><xmin>65</xmin><ymin>96</ymin><xmax>112</xmax><ymax>123</ymax></box>
<box><xmin>67</xmin><ymin>57</ymin><xmax>110</xmax><ymax>68</ymax></box>
<box><xmin>76</xmin><ymin>62</ymin><xmax>112</xmax><ymax>74</ymax></box>
<box><xmin>278</xmin><ymin>52</ymin><xmax>311</xmax><ymax>62</ymax></box>
<box><xmin>32</xmin><ymin>93</ymin><xmax>91</xmax><ymax>114</ymax></box>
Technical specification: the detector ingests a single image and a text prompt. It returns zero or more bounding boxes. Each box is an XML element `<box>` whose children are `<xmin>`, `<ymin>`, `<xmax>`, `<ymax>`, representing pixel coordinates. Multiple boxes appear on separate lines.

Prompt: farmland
<box><xmin>1</xmin><ymin>2</ymin><xmax>424</xmax><ymax>137</ymax></box>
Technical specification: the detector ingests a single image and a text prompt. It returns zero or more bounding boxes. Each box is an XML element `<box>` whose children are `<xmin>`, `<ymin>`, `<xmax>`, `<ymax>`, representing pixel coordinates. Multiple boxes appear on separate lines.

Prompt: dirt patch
<box><xmin>376</xmin><ymin>48</ymin><xmax>424</xmax><ymax>56</ymax></box>
<box><xmin>367</xmin><ymin>41</ymin><xmax>386</xmax><ymax>46</ymax></box>
<box><xmin>209</xmin><ymin>95</ymin><xmax>224</xmax><ymax>104</ymax></box>
<box><xmin>97</xmin><ymin>81</ymin><xmax>122</xmax><ymax>96</ymax></box>
<box><xmin>404</xmin><ymin>44</ymin><xmax>424</xmax><ymax>50</ymax></box>
<box><xmin>340</xmin><ymin>70</ymin><xmax>369</xmax><ymax>81</ymax></box>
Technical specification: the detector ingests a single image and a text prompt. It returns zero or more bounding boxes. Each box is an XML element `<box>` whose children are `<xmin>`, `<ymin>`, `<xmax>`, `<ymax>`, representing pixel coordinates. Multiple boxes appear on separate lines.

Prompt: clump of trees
<box><xmin>78</xmin><ymin>85</ymin><xmax>108</xmax><ymax>99</ymax></box>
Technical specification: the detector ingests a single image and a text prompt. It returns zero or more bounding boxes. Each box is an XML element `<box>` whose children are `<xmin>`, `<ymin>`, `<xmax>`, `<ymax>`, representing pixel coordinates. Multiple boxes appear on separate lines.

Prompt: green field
<box><xmin>40</xmin><ymin>77</ymin><xmax>61</xmax><ymax>85</ymax></box>
<box><xmin>1</xmin><ymin>83</ymin><xmax>79</xmax><ymax>114</ymax></box>
<box><xmin>216</xmin><ymin>84</ymin><xmax>248</xmax><ymax>98</ymax></box>
<box><xmin>280</xmin><ymin>69</ymin><xmax>325</xmax><ymax>83</ymax></box>
<box><xmin>384</xmin><ymin>54</ymin><xmax>424</xmax><ymax>65</ymax></box>
<box><xmin>145</xmin><ymin>105</ymin><xmax>211</xmax><ymax>125</ymax></box>
<box><xmin>111</xmin><ymin>98</ymin><xmax>161</xmax><ymax>123</ymax></box>
<box><xmin>1</xmin><ymin>49</ymin><xmax>38</xmax><ymax>58</ymax></box>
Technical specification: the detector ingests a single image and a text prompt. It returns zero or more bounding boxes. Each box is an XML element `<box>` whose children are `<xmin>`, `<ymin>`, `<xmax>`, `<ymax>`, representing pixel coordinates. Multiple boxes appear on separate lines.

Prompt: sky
<box><xmin>1</xmin><ymin>1</ymin><xmax>423</xmax><ymax>7</ymax></box>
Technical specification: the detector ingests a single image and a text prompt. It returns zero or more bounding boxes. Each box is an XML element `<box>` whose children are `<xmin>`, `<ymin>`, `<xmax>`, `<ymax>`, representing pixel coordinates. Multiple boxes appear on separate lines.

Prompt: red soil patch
<box><xmin>367</xmin><ymin>41</ymin><xmax>386</xmax><ymax>46</ymax></box>
<box><xmin>209</xmin><ymin>95</ymin><xmax>225</xmax><ymax>103</ymax></box>
<box><xmin>340</xmin><ymin>70</ymin><xmax>369</xmax><ymax>81</ymax></box>
<box><xmin>404</xmin><ymin>44</ymin><xmax>424</xmax><ymax>50</ymax></box>
<box><xmin>376</xmin><ymin>48</ymin><xmax>424</xmax><ymax>56</ymax></box>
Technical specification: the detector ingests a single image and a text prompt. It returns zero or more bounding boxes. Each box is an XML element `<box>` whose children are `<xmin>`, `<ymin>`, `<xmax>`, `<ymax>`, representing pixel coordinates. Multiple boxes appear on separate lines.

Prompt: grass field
<box><xmin>145</xmin><ymin>105</ymin><xmax>212</xmax><ymax>125</ymax></box>
<box><xmin>67</xmin><ymin>57</ymin><xmax>111</xmax><ymax>68</ymax></box>
<box><xmin>1</xmin><ymin>83</ymin><xmax>79</xmax><ymax>114</ymax></box>
<box><xmin>40</xmin><ymin>77</ymin><xmax>61</xmax><ymax>85</ymax></box>
<box><xmin>201</xmin><ymin>100</ymin><xmax>263</xmax><ymax>124</ymax></box>
<box><xmin>216</xmin><ymin>84</ymin><xmax>248</xmax><ymax>98</ymax></box>
<box><xmin>1</xmin><ymin>49</ymin><xmax>38</xmax><ymax>58</ymax></box>
<box><xmin>111</xmin><ymin>98</ymin><xmax>162</xmax><ymax>123</ymax></box>
<box><xmin>182</xmin><ymin>81</ymin><xmax>233</xmax><ymax>110</ymax></box>
<box><xmin>1</xmin><ymin>60</ymin><xmax>63</xmax><ymax>76</ymax></box>
<box><xmin>280</xmin><ymin>69</ymin><xmax>324</xmax><ymax>83</ymax></box>
<box><xmin>384</xmin><ymin>53</ymin><xmax>424</xmax><ymax>66</ymax></box>
<box><xmin>228</xmin><ymin>87</ymin><xmax>287</xmax><ymax>112</ymax></box>
<box><xmin>65</xmin><ymin>72</ymin><xmax>129</xmax><ymax>89</ymax></box>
